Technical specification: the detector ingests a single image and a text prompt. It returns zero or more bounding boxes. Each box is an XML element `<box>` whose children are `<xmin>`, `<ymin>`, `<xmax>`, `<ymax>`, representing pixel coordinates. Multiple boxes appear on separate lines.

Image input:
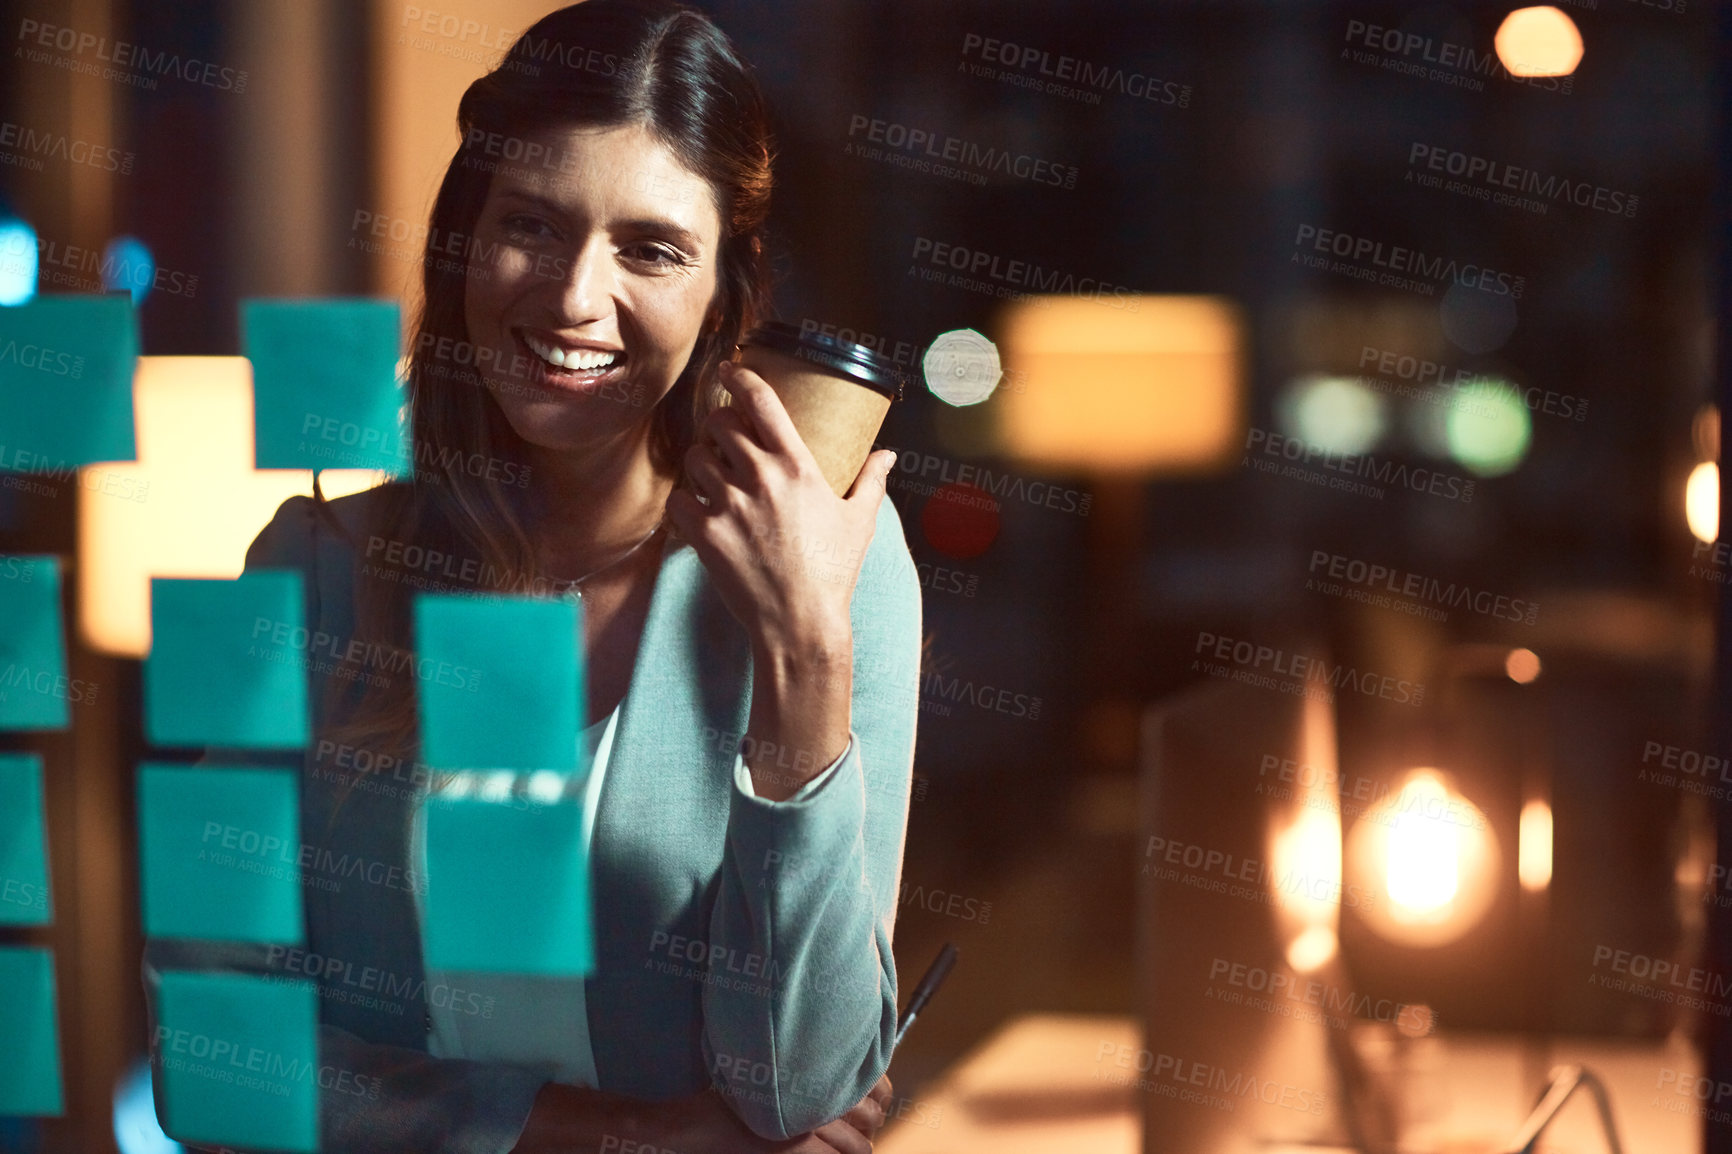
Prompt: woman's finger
<box><xmin>703</xmin><ymin>407</ymin><xmax>770</xmax><ymax>485</ymax></box>
<box><xmin>812</xmin><ymin>1119</ymin><xmax>873</xmax><ymax>1154</ymax></box>
<box><xmin>718</xmin><ymin>361</ymin><xmax>810</xmax><ymax>466</ymax></box>
<box><xmin>838</xmin><ymin>1094</ymin><xmax>886</xmax><ymax>1138</ymax></box>
<box><xmin>663</xmin><ymin>488</ymin><xmax>716</xmax><ymax>547</ymax></box>
<box><xmin>683</xmin><ymin>441</ymin><xmax>733</xmax><ymax>504</ymax></box>
<box><xmin>845</xmin><ymin>451</ymin><xmax>898</xmax><ymax>506</ymax></box>
<box><xmin>868</xmin><ymin>1073</ymin><xmax>893</xmax><ymax>1110</ymax></box>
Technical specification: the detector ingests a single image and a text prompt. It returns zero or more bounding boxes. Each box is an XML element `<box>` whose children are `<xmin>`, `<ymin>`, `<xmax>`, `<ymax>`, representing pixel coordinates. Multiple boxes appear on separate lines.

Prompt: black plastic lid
<box><xmin>738</xmin><ymin>322</ymin><xmax>904</xmax><ymax>402</ymax></box>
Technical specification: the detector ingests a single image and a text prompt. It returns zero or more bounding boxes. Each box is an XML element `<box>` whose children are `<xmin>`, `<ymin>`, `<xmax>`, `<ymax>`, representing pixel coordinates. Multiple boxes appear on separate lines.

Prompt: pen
<box><xmin>893</xmin><ymin>943</ymin><xmax>958</xmax><ymax>1047</ymax></box>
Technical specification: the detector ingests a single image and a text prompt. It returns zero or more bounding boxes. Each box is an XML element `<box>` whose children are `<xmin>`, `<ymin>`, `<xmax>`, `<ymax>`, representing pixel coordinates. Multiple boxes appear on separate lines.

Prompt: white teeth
<box><xmin>523</xmin><ymin>333</ymin><xmax>619</xmax><ymax>372</ymax></box>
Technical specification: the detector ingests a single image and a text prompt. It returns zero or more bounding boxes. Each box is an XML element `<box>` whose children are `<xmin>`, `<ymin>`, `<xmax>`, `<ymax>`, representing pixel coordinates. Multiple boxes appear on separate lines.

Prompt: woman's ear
<box><xmin>704</xmin><ymin>302</ymin><xmax>723</xmax><ymax>332</ymax></box>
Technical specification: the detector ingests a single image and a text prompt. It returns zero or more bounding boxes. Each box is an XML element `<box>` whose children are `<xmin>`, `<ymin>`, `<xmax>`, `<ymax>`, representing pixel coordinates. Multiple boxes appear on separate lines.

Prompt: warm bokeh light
<box><xmin>79</xmin><ymin>356</ymin><xmax>386</xmax><ymax>657</ymax></box>
<box><xmin>1495</xmin><ymin>7</ymin><xmax>1583</xmax><ymax>77</ymax></box>
<box><xmin>1519</xmin><ymin>799</ymin><xmax>1553</xmax><ymax>892</ymax></box>
<box><xmin>1268</xmin><ymin>690</ymin><xmax>1343</xmax><ymax>974</ymax></box>
<box><xmin>1285</xmin><ymin>926</ymin><xmax>1338</xmax><ymax>974</ymax></box>
<box><xmin>1505</xmin><ymin>647</ymin><xmax>1542</xmax><ymax>684</ymax></box>
<box><xmin>997</xmin><ymin>295</ymin><xmax>1244</xmax><ymax>474</ymax></box>
<box><xmin>1394</xmin><ymin>1004</ymin><xmax>1436</xmax><ymax>1038</ymax></box>
<box><xmin>1694</xmin><ymin>403</ymin><xmax>1720</xmax><ymax>463</ymax></box>
<box><xmin>1346</xmin><ymin>769</ymin><xmax>1500</xmax><ymax>948</ymax></box>
<box><xmin>1385</xmin><ymin>775</ymin><xmax>1461</xmax><ymax>913</ymax></box>
<box><xmin>1272</xmin><ymin>807</ymin><xmax>1344</xmax><ymax>921</ymax></box>
<box><xmin>1687</xmin><ymin>460</ymin><xmax>1719</xmax><ymax>544</ymax></box>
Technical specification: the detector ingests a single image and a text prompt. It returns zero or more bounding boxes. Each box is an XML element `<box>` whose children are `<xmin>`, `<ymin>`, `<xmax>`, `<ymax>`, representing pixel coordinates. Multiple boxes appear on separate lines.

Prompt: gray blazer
<box><xmin>141</xmin><ymin>484</ymin><xmax>923</xmax><ymax>1152</ymax></box>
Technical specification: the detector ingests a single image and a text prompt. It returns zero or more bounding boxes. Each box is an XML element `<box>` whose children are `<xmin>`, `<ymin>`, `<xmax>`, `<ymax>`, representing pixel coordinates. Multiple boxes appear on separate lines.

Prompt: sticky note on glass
<box><xmin>424</xmin><ymin>798</ymin><xmax>593</xmax><ymax>975</ymax></box>
<box><xmin>414</xmin><ymin>594</ymin><xmax>582</xmax><ymax>772</ymax></box>
<box><xmin>0</xmin><ymin>947</ymin><xmax>65</xmax><ymax>1115</ymax></box>
<box><xmin>0</xmin><ymin>754</ymin><xmax>51</xmax><ymax>927</ymax></box>
<box><xmin>242</xmin><ymin>298</ymin><xmax>409</xmax><ymax>475</ymax></box>
<box><xmin>145</xmin><ymin>572</ymin><xmax>309</xmax><ymax>750</ymax></box>
<box><xmin>154</xmin><ymin>970</ymin><xmax>317</xmax><ymax>1152</ymax></box>
<box><xmin>0</xmin><ymin>294</ymin><xmax>138</xmax><ymax>468</ymax></box>
<box><xmin>137</xmin><ymin>763</ymin><xmax>303</xmax><ymax>944</ymax></box>
<box><xmin>0</xmin><ymin>556</ymin><xmax>70</xmax><ymax>730</ymax></box>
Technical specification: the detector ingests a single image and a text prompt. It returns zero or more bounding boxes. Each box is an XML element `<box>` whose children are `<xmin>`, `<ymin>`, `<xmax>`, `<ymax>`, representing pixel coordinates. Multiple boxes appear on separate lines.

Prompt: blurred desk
<box><xmin>1389</xmin><ymin>1030</ymin><xmax>1702</xmax><ymax>1154</ymax></box>
<box><xmin>878</xmin><ymin>1014</ymin><xmax>1702</xmax><ymax>1154</ymax></box>
<box><xmin>879</xmin><ymin>1014</ymin><xmax>1140</xmax><ymax>1154</ymax></box>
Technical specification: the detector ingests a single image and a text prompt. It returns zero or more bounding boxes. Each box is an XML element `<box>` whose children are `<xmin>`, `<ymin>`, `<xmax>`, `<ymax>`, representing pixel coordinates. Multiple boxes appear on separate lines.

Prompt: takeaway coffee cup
<box><xmin>733</xmin><ymin>322</ymin><xmax>904</xmax><ymax>497</ymax></box>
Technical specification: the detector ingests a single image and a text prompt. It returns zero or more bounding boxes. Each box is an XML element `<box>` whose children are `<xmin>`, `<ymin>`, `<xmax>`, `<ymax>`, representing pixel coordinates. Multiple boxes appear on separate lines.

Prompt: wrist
<box><xmin>752</xmin><ymin>630</ymin><xmax>853</xmax><ymax>713</ymax></box>
<box><xmin>751</xmin><ymin>613</ymin><xmax>852</xmax><ymax>672</ymax></box>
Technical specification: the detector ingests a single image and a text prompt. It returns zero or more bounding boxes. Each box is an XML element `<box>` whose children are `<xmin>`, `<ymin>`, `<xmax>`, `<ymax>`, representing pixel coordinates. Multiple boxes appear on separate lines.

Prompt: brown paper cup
<box><xmin>737</xmin><ymin>344</ymin><xmax>893</xmax><ymax>497</ymax></box>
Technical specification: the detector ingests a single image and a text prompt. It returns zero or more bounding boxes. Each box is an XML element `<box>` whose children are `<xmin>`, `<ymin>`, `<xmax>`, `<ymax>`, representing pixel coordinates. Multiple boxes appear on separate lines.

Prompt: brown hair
<box><xmin>312</xmin><ymin>0</ymin><xmax>774</xmax><ymax>803</ymax></box>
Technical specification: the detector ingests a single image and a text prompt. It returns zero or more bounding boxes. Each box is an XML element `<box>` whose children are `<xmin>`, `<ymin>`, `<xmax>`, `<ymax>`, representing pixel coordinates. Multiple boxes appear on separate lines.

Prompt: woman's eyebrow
<box><xmin>493</xmin><ymin>190</ymin><xmax>705</xmax><ymax>252</ymax></box>
<box><xmin>616</xmin><ymin>217</ymin><xmax>705</xmax><ymax>252</ymax></box>
<box><xmin>495</xmin><ymin>189</ymin><xmax>572</xmax><ymax>219</ymax></box>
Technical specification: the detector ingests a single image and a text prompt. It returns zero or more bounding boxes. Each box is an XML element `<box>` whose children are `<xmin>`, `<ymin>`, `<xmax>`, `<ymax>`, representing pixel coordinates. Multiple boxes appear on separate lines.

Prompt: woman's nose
<box><xmin>551</xmin><ymin>238</ymin><xmax>618</xmax><ymax>322</ymax></box>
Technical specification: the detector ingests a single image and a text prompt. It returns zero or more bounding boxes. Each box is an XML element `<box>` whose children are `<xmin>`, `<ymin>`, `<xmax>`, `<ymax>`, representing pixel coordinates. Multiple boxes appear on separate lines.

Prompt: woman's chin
<box><xmin>488</xmin><ymin>401</ymin><xmax>636</xmax><ymax>454</ymax></box>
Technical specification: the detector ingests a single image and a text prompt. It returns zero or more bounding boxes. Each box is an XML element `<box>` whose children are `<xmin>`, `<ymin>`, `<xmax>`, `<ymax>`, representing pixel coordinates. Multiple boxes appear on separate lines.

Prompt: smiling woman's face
<box><xmin>463</xmin><ymin>121</ymin><xmax>723</xmax><ymax>457</ymax></box>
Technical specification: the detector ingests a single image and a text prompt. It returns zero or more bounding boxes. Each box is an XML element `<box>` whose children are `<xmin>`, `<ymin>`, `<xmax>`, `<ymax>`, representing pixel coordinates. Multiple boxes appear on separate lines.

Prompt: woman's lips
<box><xmin>512</xmin><ymin>330</ymin><xmax>629</xmax><ymax>392</ymax></box>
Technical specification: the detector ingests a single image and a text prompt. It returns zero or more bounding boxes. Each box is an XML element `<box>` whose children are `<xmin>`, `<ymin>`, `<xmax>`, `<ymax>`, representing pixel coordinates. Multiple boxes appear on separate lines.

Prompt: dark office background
<box><xmin>0</xmin><ymin>1</ymin><xmax>1726</xmax><ymax>1150</ymax></box>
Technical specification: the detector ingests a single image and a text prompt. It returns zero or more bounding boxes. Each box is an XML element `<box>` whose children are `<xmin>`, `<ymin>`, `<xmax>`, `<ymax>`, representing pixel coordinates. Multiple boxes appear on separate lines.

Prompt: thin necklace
<box><xmin>547</xmin><ymin>519</ymin><xmax>666</xmax><ymax>601</ymax></box>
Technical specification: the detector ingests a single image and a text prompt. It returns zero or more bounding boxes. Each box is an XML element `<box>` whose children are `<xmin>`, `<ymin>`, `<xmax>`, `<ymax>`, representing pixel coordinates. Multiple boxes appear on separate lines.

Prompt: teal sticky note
<box><xmin>242</xmin><ymin>298</ymin><xmax>409</xmax><ymax>475</ymax></box>
<box><xmin>414</xmin><ymin>593</ymin><xmax>582</xmax><ymax>772</ymax></box>
<box><xmin>424</xmin><ymin>797</ymin><xmax>593</xmax><ymax>975</ymax></box>
<box><xmin>0</xmin><ymin>294</ymin><xmax>138</xmax><ymax>468</ymax></box>
<box><xmin>0</xmin><ymin>754</ymin><xmax>51</xmax><ymax>927</ymax></box>
<box><xmin>154</xmin><ymin>970</ymin><xmax>317</xmax><ymax>1152</ymax></box>
<box><xmin>137</xmin><ymin>763</ymin><xmax>303</xmax><ymax>944</ymax></box>
<box><xmin>0</xmin><ymin>556</ymin><xmax>70</xmax><ymax>730</ymax></box>
<box><xmin>146</xmin><ymin>572</ymin><xmax>310</xmax><ymax>750</ymax></box>
<box><xmin>0</xmin><ymin>947</ymin><xmax>65</xmax><ymax>1115</ymax></box>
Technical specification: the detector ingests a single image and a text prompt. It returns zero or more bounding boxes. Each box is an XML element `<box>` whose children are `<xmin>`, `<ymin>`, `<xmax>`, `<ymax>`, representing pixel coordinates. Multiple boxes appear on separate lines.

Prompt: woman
<box><xmin>141</xmin><ymin>3</ymin><xmax>923</xmax><ymax>1151</ymax></box>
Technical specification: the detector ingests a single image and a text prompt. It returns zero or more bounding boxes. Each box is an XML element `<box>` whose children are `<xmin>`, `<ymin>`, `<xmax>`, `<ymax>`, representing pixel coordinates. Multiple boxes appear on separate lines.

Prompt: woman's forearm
<box><xmin>510</xmin><ymin>1082</ymin><xmax>658</xmax><ymax>1153</ymax></box>
<box><xmin>512</xmin><ymin>1082</ymin><xmax>856</xmax><ymax>1154</ymax></box>
<box><xmin>743</xmin><ymin>620</ymin><xmax>853</xmax><ymax>801</ymax></box>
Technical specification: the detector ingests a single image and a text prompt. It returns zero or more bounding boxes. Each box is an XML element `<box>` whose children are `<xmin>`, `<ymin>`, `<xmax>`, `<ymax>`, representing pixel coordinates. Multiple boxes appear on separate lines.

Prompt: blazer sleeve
<box><xmin>139</xmin><ymin>494</ymin><xmax>550</xmax><ymax>1154</ymax></box>
<box><xmin>701</xmin><ymin>496</ymin><xmax>924</xmax><ymax>1139</ymax></box>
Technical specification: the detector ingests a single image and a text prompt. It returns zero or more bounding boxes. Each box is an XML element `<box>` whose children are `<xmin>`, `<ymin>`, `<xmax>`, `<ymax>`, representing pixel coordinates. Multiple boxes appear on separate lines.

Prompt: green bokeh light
<box><xmin>1278</xmin><ymin>373</ymin><xmax>1386</xmax><ymax>456</ymax></box>
<box><xmin>1444</xmin><ymin>378</ymin><xmax>1531</xmax><ymax>477</ymax></box>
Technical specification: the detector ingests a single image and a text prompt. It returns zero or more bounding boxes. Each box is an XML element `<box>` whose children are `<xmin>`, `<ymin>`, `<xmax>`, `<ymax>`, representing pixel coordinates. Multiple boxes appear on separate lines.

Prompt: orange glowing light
<box><xmin>1519</xmin><ymin>800</ymin><xmax>1553</xmax><ymax>891</ymax></box>
<box><xmin>1346</xmin><ymin>769</ymin><xmax>1500</xmax><ymax>948</ymax></box>
<box><xmin>78</xmin><ymin>356</ymin><xmax>385</xmax><ymax>657</ymax></box>
<box><xmin>996</xmin><ymin>295</ymin><xmax>1244</xmax><ymax>475</ymax></box>
<box><xmin>1505</xmin><ymin>648</ymin><xmax>1542</xmax><ymax>684</ymax></box>
<box><xmin>1494</xmin><ymin>7</ymin><xmax>1583</xmax><ymax>77</ymax></box>
<box><xmin>1687</xmin><ymin>461</ymin><xmax>1718</xmax><ymax>544</ymax></box>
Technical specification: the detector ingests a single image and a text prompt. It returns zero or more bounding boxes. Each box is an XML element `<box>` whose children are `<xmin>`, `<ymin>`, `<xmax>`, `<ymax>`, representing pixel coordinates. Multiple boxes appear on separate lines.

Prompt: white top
<box><xmin>410</xmin><ymin>704</ymin><xmax>620</xmax><ymax>1087</ymax></box>
<box><xmin>410</xmin><ymin>702</ymin><xmax>848</xmax><ymax>1086</ymax></box>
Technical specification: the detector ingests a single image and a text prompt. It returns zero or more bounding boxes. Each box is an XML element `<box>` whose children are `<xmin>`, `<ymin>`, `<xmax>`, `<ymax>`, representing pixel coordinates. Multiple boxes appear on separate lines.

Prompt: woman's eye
<box><xmin>626</xmin><ymin>243</ymin><xmax>687</xmax><ymax>267</ymax></box>
<box><xmin>501</xmin><ymin>214</ymin><xmax>555</xmax><ymax>240</ymax></box>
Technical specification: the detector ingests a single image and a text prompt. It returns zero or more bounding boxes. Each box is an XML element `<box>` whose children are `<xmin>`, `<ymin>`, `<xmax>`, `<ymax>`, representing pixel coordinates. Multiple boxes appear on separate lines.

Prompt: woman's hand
<box><xmin>672</xmin><ymin>1077</ymin><xmax>892</xmax><ymax>1153</ymax></box>
<box><xmin>510</xmin><ymin>1076</ymin><xmax>894</xmax><ymax>1152</ymax></box>
<box><xmin>666</xmin><ymin>360</ymin><xmax>897</xmax><ymax>659</ymax></box>
<box><xmin>666</xmin><ymin>361</ymin><xmax>899</xmax><ymax>800</ymax></box>
<box><xmin>814</xmin><ymin>1073</ymin><xmax>894</xmax><ymax>1150</ymax></box>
